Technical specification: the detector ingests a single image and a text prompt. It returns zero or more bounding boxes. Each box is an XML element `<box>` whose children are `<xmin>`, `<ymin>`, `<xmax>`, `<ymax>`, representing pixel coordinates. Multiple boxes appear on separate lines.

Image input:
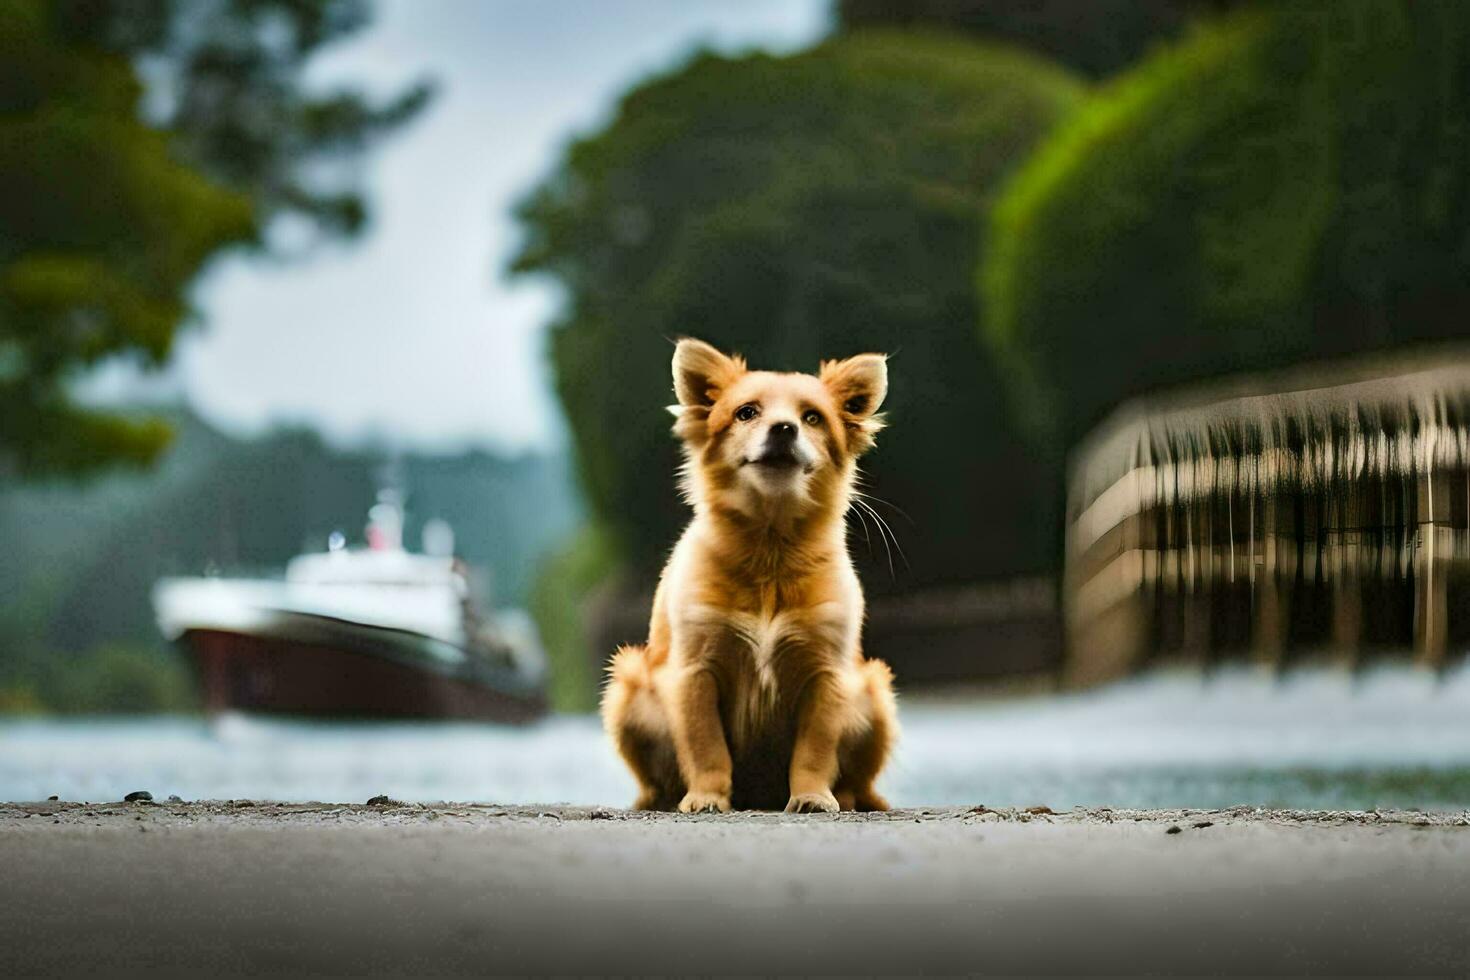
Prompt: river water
<box><xmin>6</xmin><ymin>665</ymin><xmax>1470</xmax><ymax>811</ymax></box>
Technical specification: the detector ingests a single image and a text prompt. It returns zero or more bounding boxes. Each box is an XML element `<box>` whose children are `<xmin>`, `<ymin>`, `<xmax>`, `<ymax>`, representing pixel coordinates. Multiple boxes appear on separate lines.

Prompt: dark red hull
<box><xmin>180</xmin><ymin>628</ymin><xmax>547</xmax><ymax>723</ymax></box>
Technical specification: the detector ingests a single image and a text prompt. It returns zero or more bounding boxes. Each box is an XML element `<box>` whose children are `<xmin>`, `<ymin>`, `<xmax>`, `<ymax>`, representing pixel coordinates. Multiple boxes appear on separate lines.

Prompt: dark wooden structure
<box><xmin>1065</xmin><ymin>348</ymin><xmax>1470</xmax><ymax>686</ymax></box>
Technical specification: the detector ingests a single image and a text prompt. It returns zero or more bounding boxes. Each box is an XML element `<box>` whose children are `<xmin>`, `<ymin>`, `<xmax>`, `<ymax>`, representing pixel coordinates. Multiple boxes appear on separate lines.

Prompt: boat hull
<box><xmin>179</xmin><ymin>628</ymin><xmax>547</xmax><ymax>723</ymax></box>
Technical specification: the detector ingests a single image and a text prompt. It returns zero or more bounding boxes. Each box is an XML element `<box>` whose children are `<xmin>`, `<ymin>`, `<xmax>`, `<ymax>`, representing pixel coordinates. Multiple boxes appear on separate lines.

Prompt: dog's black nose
<box><xmin>768</xmin><ymin>421</ymin><xmax>797</xmax><ymax>444</ymax></box>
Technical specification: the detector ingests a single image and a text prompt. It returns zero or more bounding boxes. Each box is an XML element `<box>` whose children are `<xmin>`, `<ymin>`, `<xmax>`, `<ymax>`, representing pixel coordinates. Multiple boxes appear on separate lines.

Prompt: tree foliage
<box><xmin>982</xmin><ymin>1</ymin><xmax>1470</xmax><ymax>447</ymax></box>
<box><xmin>835</xmin><ymin>0</ymin><xmax>1211</xmax><ymax>78</ymax></box>
<box><xmin>0</xmin><ymin>0</ymin><xmax>429</xmax><ymax>478</ymax></box>
<box><xmin>513</xmin><ymin>32</ymin><xmax>1081</xmax><ymax>588</ymax></box>
<box><xmin>58</xmin><ymin>0</ymin><xmax>432</xmax><ymax>237</ymax></box>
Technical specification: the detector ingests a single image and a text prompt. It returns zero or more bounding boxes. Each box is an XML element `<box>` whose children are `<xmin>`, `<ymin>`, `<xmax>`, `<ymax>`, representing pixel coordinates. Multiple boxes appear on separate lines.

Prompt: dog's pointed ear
<box><xmin>820</xmin><ymin>353</ymin><xmax>888</xmax><ymax>453</ymax></box>
<box><xmin>672</xmin><ymin>338</ymin><xmax>745</xmax><ymax>408</ymax></box>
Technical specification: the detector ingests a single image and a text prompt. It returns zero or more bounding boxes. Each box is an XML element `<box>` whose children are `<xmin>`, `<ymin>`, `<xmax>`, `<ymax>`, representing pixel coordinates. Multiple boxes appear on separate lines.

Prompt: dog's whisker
<box><xmin>856</xmin><ymin>496</ymin><xmax>909</xmax><ymax>574</ymax></box>
<box><xmin>853</xmin><ymin>489</ymin><xmax>908</xmax><ymax>537</ymax></box>
<box><xmin>852</xmin><ymin>496</ymin><xmax>897</xmax><ymax>578</ymax></box>
<box><xmin>853</xmin><ymin>490</ymin><xmax>915</xmax><ymax>527</ymax></box>
<box><xmin>870</xmin><ymin>503</ymin><xmax>904</xmax><ymax>576</ymax></box>
<box><xmin>847</xmin><ymin>497</ymin><xmax>875</xmax><ymax>556</ymax></box>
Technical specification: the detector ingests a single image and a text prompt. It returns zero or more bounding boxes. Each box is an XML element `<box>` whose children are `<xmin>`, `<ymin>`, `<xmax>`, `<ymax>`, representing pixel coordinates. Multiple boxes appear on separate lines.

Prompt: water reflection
<box><xmin>1067</xmin><ymin>351</ymin><xmax>1470</xmax><ymax>683</ymax></box>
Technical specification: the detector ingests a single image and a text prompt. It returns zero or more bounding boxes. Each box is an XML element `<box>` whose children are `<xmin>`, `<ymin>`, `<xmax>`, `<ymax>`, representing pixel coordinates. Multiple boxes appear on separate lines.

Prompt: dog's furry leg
<box><xmin>602</xmin><ymin>645</ymin><xmax>681</xmax><ymax>810</ymax></box>
<box><xmin>786</xmin><ymin>672</ymin><xmax>845</xmax><ymax>813</ymax></box>
<box><xmin>668</xmin><ymin>666</ymin><xmax>733</xmax><ymax>813</ymax></box>
<box><xmin>836</xmin><ymin>658</ymin><xmax>897</xmax><ymax>812</ymax></box>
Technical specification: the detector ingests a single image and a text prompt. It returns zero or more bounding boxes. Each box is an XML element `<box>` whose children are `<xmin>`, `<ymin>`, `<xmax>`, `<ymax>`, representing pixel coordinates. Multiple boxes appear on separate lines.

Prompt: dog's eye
<box><xmin>802</xmin><ymin>410</ymin><xmax>822</xmax><ymax>426</ymax></box>
<box><xmin>734</xmin><ymin>403</ymin><xmax>759</xmax><ymax>422</ymax></box>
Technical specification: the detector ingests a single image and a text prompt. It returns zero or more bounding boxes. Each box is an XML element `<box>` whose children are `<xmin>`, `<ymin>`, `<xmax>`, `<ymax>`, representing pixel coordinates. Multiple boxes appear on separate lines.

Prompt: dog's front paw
<box><xmin>784</xmin><ymin>791</ymin><xmax>839</xmax><ymax>814</ymax></box>
<box><xmin>678</xmin><ymin>790</ymin><xmax>731</xmax><ymax>814</ymax></box>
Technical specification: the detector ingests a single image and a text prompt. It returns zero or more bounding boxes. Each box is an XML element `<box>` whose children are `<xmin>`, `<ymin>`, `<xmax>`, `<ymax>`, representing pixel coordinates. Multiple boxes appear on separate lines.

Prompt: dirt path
<box><xmin>2</xmin><ymin>801</ymin><xmax>1467</xmax><ymax>975</ymax></box>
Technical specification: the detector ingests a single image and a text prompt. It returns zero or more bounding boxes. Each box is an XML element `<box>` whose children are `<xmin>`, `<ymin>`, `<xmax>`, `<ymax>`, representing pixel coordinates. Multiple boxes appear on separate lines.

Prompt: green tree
<box><xmin>0</xmin><ymin>0</ymin><xmax>429</xmax><ymax>478</ymax></box>
<box><xmin>513</xmin><ymin>33</ymin><xmax>1082</xmax><ymax>591</ymax></box>
<box><xmin>835</xmin><ymin>0</ymin><xmax>1212</xmax><ymax>78</ymax></box>
<box><xmin>983</xmin><ymin>1</ymin><xmax>1470</xmax><ymax>448</ymax></box>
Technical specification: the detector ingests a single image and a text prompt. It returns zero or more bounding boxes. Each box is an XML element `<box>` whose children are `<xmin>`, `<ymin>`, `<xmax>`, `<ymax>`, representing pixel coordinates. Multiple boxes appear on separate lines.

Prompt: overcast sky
<box><xmin>162</xmin><ymin>0</ymin><xmax>829</xmax><ymax>452</ymax></box>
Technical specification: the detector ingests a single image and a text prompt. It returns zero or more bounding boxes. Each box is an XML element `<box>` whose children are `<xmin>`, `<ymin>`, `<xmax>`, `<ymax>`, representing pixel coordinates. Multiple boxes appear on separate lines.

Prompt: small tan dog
<box><xmin>601</xmin><ymin>338</ymin><xmax>898</xmax><ymax>813</ymax></box>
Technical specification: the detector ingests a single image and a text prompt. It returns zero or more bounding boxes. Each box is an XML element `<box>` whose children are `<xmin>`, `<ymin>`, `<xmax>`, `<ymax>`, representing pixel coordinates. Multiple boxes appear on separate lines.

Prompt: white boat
<box><xmin>152</xmin><ymin>493</ymin><xmax>549</xmax><ymax>722</ymax></box>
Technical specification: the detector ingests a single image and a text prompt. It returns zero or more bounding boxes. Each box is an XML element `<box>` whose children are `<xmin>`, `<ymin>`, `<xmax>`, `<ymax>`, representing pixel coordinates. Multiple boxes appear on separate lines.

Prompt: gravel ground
<box><xmin>3</xmin><ymin>799</ymin><xmax>1468</xmax><ymax>976</ymax></box>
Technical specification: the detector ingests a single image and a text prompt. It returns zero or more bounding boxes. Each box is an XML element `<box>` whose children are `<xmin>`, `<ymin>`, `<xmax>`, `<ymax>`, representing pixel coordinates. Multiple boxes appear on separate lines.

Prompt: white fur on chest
<box><xmin>681</xmin><ymin>603</ymin><xmax>851</xmax><ymax>688</ymax></box>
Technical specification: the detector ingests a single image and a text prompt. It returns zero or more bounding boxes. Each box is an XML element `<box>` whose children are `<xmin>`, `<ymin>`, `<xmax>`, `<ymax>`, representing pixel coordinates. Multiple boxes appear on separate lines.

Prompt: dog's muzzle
<box><xmin>747</xmin><ymin>422</ymin><xmax>809</xmax><ymax>470</ymax></box>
